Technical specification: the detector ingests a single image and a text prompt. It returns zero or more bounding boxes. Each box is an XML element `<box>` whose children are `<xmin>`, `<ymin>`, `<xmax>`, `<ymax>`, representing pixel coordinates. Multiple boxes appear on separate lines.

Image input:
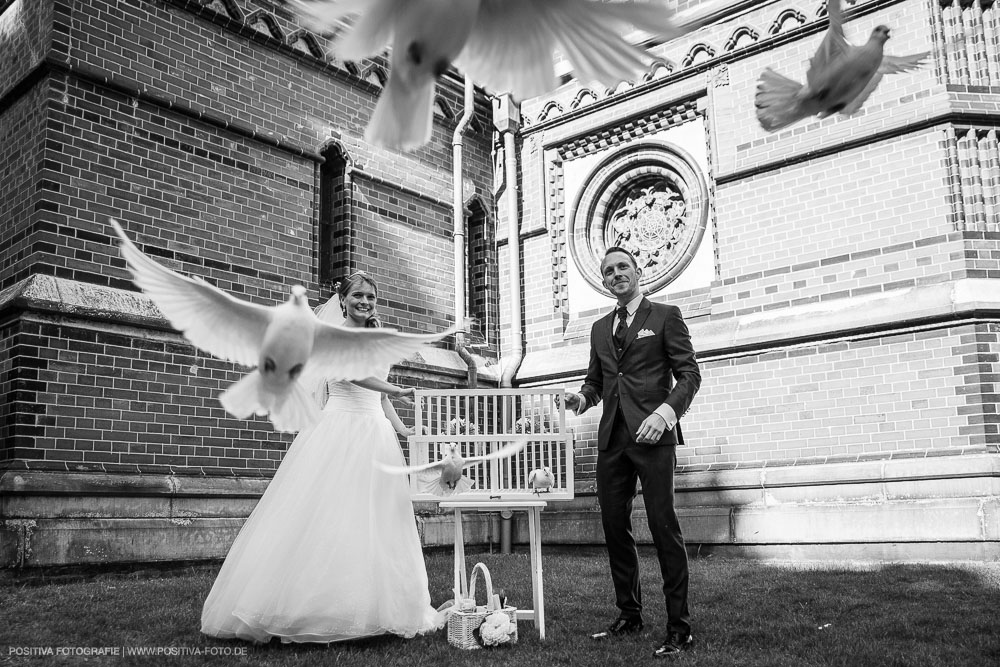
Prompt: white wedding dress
<box><xmin>201</xmin><ymin>378</ymin><xmax>445</xmax><ymax>643</ymax></box>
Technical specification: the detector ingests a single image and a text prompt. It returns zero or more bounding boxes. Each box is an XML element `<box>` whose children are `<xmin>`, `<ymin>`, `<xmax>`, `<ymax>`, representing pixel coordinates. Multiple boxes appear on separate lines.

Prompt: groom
<box><xmin>563</xmin><ymin>246</ymin><xmax>701</xmax><ymax>658</ymax></box>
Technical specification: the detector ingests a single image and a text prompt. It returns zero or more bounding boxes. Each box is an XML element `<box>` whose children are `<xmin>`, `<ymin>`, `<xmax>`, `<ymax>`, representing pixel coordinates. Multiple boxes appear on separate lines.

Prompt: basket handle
<box><xmin>468</xmin><ymin>562</ymin><xmax>501</xmax><ymax>611</ymax></box>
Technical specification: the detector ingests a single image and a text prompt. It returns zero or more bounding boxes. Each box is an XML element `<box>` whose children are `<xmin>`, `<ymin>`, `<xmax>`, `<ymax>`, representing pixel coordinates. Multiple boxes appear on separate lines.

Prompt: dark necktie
<box><xmin>614</xmin><ymin>306</ymin><xmax>628</xmax><ymax>348</ymax></box>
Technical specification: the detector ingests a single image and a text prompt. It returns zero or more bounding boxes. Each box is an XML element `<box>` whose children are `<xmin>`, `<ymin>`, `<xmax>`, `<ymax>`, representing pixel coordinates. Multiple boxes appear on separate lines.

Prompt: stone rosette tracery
<box><xmin>568</xmin><ymin>142</ymin><xmax>708</xmax><ymax>296</ymax></box>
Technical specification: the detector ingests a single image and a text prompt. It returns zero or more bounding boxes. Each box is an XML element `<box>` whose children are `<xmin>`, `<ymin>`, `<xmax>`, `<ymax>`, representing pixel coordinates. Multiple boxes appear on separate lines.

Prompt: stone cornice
<box><xmin>520</xmin><ymin>0</ymin><xmax>915</xmax><ymax>133</ymax></box>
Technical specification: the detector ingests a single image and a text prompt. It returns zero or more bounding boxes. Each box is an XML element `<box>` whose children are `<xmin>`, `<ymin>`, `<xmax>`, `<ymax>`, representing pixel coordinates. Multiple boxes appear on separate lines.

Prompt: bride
<box><xmin>201</xmin><ymin>271</ymin><xmax>446</xmax><ymax>643</ymax></box>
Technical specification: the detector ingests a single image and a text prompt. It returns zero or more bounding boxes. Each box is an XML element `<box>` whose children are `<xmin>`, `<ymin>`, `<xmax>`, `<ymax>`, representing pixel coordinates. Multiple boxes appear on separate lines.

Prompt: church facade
<box><xmin>505</xmin><ymin>0</ymin><xmax>1000</xmax><ymax>560</ymax></box>
<box><xmin>1</xmin><ymin>0</ymin><xmax>998</xmax><ymax>566</ymax></box>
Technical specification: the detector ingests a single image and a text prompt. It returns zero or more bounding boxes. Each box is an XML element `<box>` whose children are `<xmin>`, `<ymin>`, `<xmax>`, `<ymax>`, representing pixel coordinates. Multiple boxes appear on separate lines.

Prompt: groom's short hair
<box><xmin>603</xmin><ymin>246</ymin><xmax>638</xmax><ymax>270</ymax></box>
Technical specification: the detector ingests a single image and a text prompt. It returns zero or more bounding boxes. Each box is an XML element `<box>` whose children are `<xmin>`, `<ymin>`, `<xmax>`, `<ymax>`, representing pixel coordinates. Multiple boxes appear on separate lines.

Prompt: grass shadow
<box><xmin>2</xmin><ymin>546</ymin><xmax>998</xmax><ymax>666</ymax></box>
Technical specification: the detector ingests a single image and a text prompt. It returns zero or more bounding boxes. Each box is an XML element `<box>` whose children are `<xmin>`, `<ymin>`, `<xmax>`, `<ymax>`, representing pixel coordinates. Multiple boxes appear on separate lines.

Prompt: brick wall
<box><xmin>711</xmin><ymin>128</ymin><xmax>960</xmax><ymax>316</ymax></box>
<box><xmin>5</xmin><ymin>313</ymin><xmax>290</xmax><ymax>473</ymax></box>
<box><xmin>0</xmin><ymin>0</ymin><xmax>495</xmax><ymax>477</ymax></box>
<box><xmin>685</xmin><ymin>323</ymin><xmax>992</xmax><ymax>467</ymax></box>
<box><xmin>0</xmin><ymin>87</ymin><xmax>45</xmax><ymax>293</ymax></box>
<box><xmin>0</xmin><ymin>0</ymin><xmax>53</xmax><ymax>101</ymax></box>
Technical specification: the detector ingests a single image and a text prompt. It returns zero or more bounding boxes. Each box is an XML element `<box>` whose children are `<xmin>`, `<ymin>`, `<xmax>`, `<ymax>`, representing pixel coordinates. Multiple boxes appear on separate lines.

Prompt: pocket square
<box><xmin>636</xmin><ymin>329</ymin><xmax>655</xmax><ymax>339</ymax></box>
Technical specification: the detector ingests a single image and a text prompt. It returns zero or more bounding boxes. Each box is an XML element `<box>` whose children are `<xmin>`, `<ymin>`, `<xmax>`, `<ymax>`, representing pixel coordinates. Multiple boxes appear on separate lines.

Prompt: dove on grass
<box><xmin>378</xmin><ymin>441</ymin><xmax>526</xmax><ymax>496</ymax></box>
<box><xmin>755</xmin><ymin>0</ymin><xmax>929</xmax><ymax>132</ymax></box>
<box><xmin>286</xmin><ymin>0</ymin><xmax>722</xmax><ymax>151</ymax></box>
<box><xmin>110</xmin><ymin>218</ymin><xmax>453</xmax><ymax>433</ymax></box>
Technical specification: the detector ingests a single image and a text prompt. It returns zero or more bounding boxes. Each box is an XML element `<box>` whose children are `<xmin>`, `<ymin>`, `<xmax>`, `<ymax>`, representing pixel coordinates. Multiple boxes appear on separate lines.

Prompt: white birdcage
<box><xmin>405</xmin><ymin>388</ymin><xmax>574</xmax><ymax>502</ymax></box>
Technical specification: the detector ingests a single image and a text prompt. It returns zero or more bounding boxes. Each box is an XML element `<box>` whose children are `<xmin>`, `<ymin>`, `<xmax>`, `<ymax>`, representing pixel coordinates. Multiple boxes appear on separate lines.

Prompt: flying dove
<box><xmin>110</xmin><ymin>219</ymin><xmax>453</xmax><ymax>432</ymax></box>
<box><xmin>285</xmin><ymin>0</ymin><xmax>722</xmax><ymax>151</ymax></box>
<box><xmin>755</xmin><ymin>0</ymin><xmax>928</xmax><ymax>132</ymax></box>
<box><xmin>378</xmin><ymin>441</ymin><xmax>525</xmax><ymax>495</ymax></box>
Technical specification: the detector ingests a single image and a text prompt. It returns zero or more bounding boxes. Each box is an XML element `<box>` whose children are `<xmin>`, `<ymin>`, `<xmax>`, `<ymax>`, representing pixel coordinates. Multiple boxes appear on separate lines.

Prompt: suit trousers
<box><xmin>596</xmin><ymin>408</ymin><xmax>690</xmax><ymax>635</ymax></box>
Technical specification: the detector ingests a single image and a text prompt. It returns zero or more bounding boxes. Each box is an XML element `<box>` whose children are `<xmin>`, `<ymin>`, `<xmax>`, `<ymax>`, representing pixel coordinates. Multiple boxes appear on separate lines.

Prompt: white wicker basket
<box><xmin>446</xmin><ymin>562</ymin><xmax>518</xmax><ymax>650</ymax></box>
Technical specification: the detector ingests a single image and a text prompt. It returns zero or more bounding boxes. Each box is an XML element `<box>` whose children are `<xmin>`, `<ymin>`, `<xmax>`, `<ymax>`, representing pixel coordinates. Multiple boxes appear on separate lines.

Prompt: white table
<box><xmin>438</xmin><ymin>499</ymin><xmax>548</xmax><ymax>639</ymax></box>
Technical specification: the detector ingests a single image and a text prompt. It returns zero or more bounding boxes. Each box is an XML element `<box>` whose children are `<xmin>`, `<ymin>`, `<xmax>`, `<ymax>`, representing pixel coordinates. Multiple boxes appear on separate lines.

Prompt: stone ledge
<box><xmin>677</xmin><ymin>452</ymin><xmax>1000</xmax><ymax>493</ymax></box>
<box><xmin>3</xmin><ymin>454</ymin><xmax>999</xmax><ymax>565</ymax></box>
<box><xmin>6</xmin><ymin>452</ymin><xmax>996</xmax><ymax>508</ymax></box>
<box><xmin>0</xmin><ymin>273</ymin><xmax>497</xmax><ymax>381</ymax></box>
<box><xmin>0</xmin><ymin>470</ymin><xmax>270</xmax><ymax>499</ymax></box>
<box><xmin>518</xmin><ymin>278</ymin><xmax>1000</xmax><ymax>380</ymax></box>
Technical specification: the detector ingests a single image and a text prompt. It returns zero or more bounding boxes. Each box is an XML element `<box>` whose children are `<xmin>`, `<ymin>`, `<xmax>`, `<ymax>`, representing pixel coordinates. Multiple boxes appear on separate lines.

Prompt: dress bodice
<box><xmin>324</xmin><ymin>378</ymin><xmax>383</xmax><ymax>413</ymax></box>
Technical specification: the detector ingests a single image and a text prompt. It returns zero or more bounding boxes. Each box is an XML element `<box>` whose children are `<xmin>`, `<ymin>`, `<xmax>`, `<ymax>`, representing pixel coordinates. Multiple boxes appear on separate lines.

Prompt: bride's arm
<box><xmin>351</xmin><ymin>377</ymin><xmax>415</xmax><ymax>404</ymax></box>
<box><xmin>381</xmin><ymin>395</ymin><xmax>416</xmax><ymax>437</ymax></box>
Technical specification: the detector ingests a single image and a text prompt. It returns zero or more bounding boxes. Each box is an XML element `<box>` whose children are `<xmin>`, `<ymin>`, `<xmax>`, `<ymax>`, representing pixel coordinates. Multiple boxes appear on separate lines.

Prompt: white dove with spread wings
<box><xmin>110</xmin><ymin>219</ymin><xmax>453</xmax><ymax>433</ymax></box>
<box><xmin>755</xmin><ymin>0</ymin><xmax>929</xmax><ymax>132</ymax></box>
<box><xmin>286</xmin><ymin>0</ymin><xmax>722</xmax><ymax>151</ymax></box>
<box><xmin>378</xmin><ymin>441</ymin><xmax>525</xmax><ymax>496</ymax></box>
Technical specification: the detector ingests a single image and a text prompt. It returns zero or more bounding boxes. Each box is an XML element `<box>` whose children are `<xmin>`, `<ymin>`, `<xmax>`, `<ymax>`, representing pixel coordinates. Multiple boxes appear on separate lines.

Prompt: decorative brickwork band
<box><xmin>947</xmin><ymin>126</ymin><xmax>1000</xmax><ymax>231</ymax></box>
<box><xmin>934</xmin><ymin>0</ymin><xmax>1000</xmax><ymax>86</ymax></box>
<box><xmin>556</xmin><ymin>100</ymin><xmax>701</xmax><ymax>161</ymax></box>
<box><xmin>944</xmin><ymin>126</ymin><xmax>967</xmax><ymax>230</ymax></box>
<box><xmin>547</xmin><ymin>156</ymin><xmax>569</xmax><ymax>313</ymax></box>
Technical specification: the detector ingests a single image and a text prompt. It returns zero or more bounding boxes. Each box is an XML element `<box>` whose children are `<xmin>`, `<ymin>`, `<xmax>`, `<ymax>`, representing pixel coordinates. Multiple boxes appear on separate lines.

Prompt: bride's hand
<box><xmin>393</xmin><ymin>387</ymin><xmax>415</xmax><ymax>406</ymax></box>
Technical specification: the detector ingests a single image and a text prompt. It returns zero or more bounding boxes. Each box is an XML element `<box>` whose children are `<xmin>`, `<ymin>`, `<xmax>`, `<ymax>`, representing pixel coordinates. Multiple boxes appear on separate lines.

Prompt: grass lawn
<box><xmin>2</xmin><ymin>546</ymin><xmax>998</xmax><ymax>666</ymax></box>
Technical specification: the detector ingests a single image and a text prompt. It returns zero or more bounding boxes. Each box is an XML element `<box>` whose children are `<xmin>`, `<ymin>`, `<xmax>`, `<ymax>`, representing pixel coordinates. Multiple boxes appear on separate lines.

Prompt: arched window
<box><xmin>466</xmin><ymin>198</ymin><xmax>497</xmax><ymax>353</ymax></box>
<box><xmin>318</xmin><ymin>145</ymin><xmax>349</xmax><ymax>287</ymax></box>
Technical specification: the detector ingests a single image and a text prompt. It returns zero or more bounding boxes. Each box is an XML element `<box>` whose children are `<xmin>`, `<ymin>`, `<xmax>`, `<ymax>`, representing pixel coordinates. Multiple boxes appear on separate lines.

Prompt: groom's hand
<box><xmin>636</xmin><ymin>413</ymin><xmax>668</xmax><ymax>444</ymax></box>
<box><xmin>559</xmin><ymin>392</ymin><xmax>586</xmax><ymax>416</ymax></box>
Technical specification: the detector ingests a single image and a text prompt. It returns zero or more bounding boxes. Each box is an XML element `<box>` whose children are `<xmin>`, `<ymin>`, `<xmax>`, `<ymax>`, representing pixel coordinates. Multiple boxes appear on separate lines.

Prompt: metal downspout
<box><xmin>494</xmin><ymin>95</ymin><xmax>522</xmax><ymax>554</ymax></box>
<box><xmin>453</xmin><ymin>75</ymin><xmax>477</xmax><ymax>388</ymax></box>
<box><xmin>497</xmin><ymin>95</ymin><xmax>522</xmax><ymax>388</ymax></box>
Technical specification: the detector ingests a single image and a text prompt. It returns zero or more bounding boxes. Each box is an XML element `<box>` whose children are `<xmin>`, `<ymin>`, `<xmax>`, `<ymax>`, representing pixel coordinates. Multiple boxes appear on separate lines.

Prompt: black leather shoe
<box><xmin>653</xmin><ymin>631</ymin><xmax>694</xmax><ymax>658</ymax></box>
<box><xmin>591</xmin><ymin>616</ymin><xmax>644</xmax><ymax>640</ymax></box>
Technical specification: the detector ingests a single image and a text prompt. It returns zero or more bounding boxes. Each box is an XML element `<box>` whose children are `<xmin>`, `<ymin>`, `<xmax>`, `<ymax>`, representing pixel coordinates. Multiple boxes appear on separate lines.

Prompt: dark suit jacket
<box><xmin>579</xmin><ymin>298</ymin><xmax>701</xmax><ymax>450</ymax></box>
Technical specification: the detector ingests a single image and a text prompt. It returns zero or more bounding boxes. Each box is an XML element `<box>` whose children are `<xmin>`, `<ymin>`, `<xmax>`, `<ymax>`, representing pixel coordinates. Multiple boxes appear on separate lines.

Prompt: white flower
<box><xmin>479</xmin><ymin>610</ymin><xmax>515</xmax><ymax>646</ymax></box>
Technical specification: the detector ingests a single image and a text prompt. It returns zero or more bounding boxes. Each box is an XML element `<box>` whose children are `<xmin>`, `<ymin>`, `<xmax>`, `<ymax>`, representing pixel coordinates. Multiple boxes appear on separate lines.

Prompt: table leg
<box><xmin>453</xmin><ymin>509</ymin><xmax>468</xmax><ymax>603</ymax></box>
<box><xmin>527</xmin><ymin>507</ymin><xmax>545</xmax><ymax>639</ymax></box>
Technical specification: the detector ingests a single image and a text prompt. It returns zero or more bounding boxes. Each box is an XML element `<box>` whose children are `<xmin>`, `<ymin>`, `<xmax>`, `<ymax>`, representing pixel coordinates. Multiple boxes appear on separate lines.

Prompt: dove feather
<box><xmin>219</xmin><ymin>371</ymin><xmax>322</xmax><ymax>432</ymax></box>
<box><xmin>836</xmin><ymin>71</ymin><xmax>883</xmax><ymax>116</ymax></box>
<box><xmin>550</xmin><ymin>10</ymin><xmax>649</xmax><ymax>90</ymax></box>
<box><xmin>456</xmin><ymin>3</ymin><xmax>557</xmax><ymax>99</ymax></box>
<box><xmin>379</xmin><ymin>458</ymin><xmax>448</xmax><ymax>475</ymax></box>
<box><xmin>879</xmin><ymin>52</ymin><xmax>930</xmax><ymax>74</ymax></box>
<box><xmin>806</xmin><ymin>0</ymin><xmax>851</xmax><ymax>90</ymax></box>
<box><xmin>270</xmin><ymin>379</ymin><xmax>325</xmax><ymax>432</ymax></box>
<box><xmin>218</xmin><ymin>371</ymin><xmax>268</xmax><ymax>419</ymax></box>
<box><xmin>301</xmin><ymin>323</ymin><xmax>455</xmax><ymax>389</ymax></box>
<box><xmin>111</xmin><ymin>219</ymin><xmax>270</xmax><ymax>367</ymax></box>
<box><xmin>377</xmin><ymin>441</ymin><xmax>525</xmax><ymax>475</ymax></box>
<box><xmin>286</xmin><ymin>0</ymin><xmax>393</xmax><ymax>61</ymax></box>
<box><xmin>461</xmin><ymin>441</ymin><xmax>525</xmax><ymax>464</ymax></box>
<box><xmin>754</xmin><ymin>68</ymin><xmax>810</xmax><ymax>132</ymax></box>
<box><xmin>285</xmin><ymin>0</ymin><xmax>366</xmax><ymax>31</ymax></box>
<box><xmin>458</xmin><ymin>0</ymin><xmax>691</xmax><ymax>100</ymax></box>
<box><xmin>332</xmin><ymin>0</ymin><xmax>399</xmax><ymax>60</ymax></box>
<box><xmin>363</xmin><ymin>73</ymin><xmax>436</xmax><ymax>151</ymax></box>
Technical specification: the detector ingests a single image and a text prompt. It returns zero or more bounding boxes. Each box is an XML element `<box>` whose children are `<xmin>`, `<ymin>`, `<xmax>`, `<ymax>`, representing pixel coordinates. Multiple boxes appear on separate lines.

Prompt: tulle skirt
<box><xmin>201</xmin><ymin>401</ymin><xmax>444</xmax><ymax>643</ymax></box>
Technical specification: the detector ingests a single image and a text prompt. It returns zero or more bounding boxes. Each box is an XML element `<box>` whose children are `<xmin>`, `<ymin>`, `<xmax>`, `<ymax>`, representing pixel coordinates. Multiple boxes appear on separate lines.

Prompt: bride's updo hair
<box><xmin>335</xmin><ymin>271</ymin><xmax>381</xmax><ymax>328</ymax></box>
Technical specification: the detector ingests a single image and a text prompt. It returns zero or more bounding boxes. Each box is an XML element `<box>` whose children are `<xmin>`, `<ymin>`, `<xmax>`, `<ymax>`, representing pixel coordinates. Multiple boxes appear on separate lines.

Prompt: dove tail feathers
<box><xmin>755</xmin><ymin>68</ymin><xmax>809</xmax><ymax>132</ymax></box>
<box><xmin>218</xmin><ymin>371</ymin><xmax>267</xmax><ymax>419</ymax></box>
<box><xmin>365</xmin><ymin>73</ymin><xmax>435</xmax><ymax>151</ymax></box>
<box><xmin>414</xmin><ymin>470</ymin><xmax>474</xmax><ymax>496</ymax></box>
<box><xmin>219</xmin><ymin>372</ymin><xmax>321</xmax><ymax>433</ymax></box>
